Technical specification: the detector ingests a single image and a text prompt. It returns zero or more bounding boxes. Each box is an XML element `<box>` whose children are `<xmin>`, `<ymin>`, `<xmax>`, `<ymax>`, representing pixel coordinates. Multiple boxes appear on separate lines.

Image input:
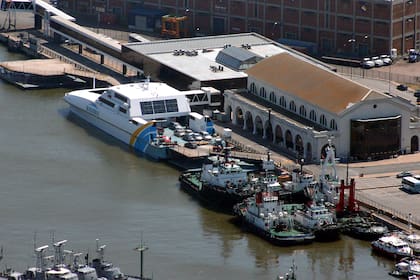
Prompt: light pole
<box><xmin>388</xmin><ymin>63</ymin><xmax>392</xmax><ymax>94</ymax></box>
<box><xmin>271</xmin><ymin>22</ymin><xmax>278</xmax><ymax>37</ymax></box>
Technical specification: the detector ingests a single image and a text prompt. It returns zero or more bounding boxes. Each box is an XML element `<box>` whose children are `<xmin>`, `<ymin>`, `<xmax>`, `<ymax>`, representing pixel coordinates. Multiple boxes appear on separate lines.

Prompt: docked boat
<box><xmin>293</xmin><ymin>202</ymin><xmax>340</xmax><ymax>241</ymax></box>
<box><xmin>281</xmin><ymin>167</ymin><xmax>317</xmax><ymax>203</ymax></box>
<box><xmin>339</xmin><ymin>214</ymin><xmax>388</xmax><ymax>241</ymax></box>
<box><xmin>234</xmin><ymin>186</ymin><xmax>315</xmax><ymax>246</ymax></box>
<box><xmin>390</xmin><ymin>256</ymin><xmax>420</xmax><ymax>278</ymax></box>
<box><xmin>392</xmin><ymin>231</ymin><xmax>420</xmax><ymax>256</ymax></box>
<box><xmin>0</xmin><ymin>239</ymin><xmax>150</xmax><ymax>280</ymax></box>
<box><xmin>371</xmin><ymin>235</ymin><xmax>413</xmax><ymax>260</ymax></box>
<box><xmin>63</xmin><ymin>79</ymin><xmax>194</xmax><ymax>160</ymax></box>
<box><xmin>179</xmin><ymin>154</ymin><xmax>256</xmax><ymax>212</ymax></box>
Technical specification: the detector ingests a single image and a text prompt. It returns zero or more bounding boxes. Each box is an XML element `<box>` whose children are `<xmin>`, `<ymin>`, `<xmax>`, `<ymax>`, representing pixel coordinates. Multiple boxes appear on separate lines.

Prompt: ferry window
<box><xmin>140</xmin><ymin>102</ymin><xmax>154</xmax><ymax>115</ymax></box>
<box><xmin>114</xmin><ymin>92</ymin><xmax>128</xmax><ymax>103</ymax></box>
<box><xmin>98</xmin><ymin>96</ymin><xmax>115</xmax><ymax>108</ymax></box>
<box><xmin>119</xmin><ymin>107</ymin><xmax>127</xmax><ymax>114</ymax></box>
<box><xmin>165</xmin><ymin>99</ymin><xmax>179</xmax><ymax>112</ymax></box>
<box><xmin>152</xmin><ymin>100</ymin><xmax>166</xmax><ymax>113</ymax></box>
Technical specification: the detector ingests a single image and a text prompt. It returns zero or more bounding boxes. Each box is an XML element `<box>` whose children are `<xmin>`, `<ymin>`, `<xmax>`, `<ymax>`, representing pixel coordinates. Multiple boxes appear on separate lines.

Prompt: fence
<box><xmin>335</xmin><ymin>64</ymin><xmax>420</xmax><ymax>86</ymax></box>
<box><xmin>356</xmin><ymin>191</ymin><xmax>420</xmax><ymax>229</ymax></box>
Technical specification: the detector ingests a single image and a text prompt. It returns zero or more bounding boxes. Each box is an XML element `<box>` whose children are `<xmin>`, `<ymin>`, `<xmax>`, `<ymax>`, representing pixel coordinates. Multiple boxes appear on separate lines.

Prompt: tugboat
<box><xmin>281</xmin><ymin>161</ymin><xmax>317</xmax><ymax>203</ymax></box>
<box><xmin>234</xmin><ymin>185</ymin><xmax>315</xmax><ymax>246</ymax></box>
<box><xmin>293</xmin><ymin>201</ymin><xmax>340</xmax><ymax>241</ymax></box>
<box><xmin>179</xmin><ymin>148</ymin><xmax>256</xmax><ymax>212</ymax></box>
<box><xmin>339</xmin><ymin>213</ymin><xmax>389</xmax><ymax>241</ymax></box>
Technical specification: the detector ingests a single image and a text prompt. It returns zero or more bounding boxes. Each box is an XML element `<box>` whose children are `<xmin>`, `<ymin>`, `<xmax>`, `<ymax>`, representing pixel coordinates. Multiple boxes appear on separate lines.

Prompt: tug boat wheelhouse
<box><xmin>64</xmin><ymin>80</ymin><xmax>192</xmax><ymax>160</ymax></box>
<box><xmin>293</xmin><ymin>202</ymin><xmax>340</xmax><ymax>241</ymax></box>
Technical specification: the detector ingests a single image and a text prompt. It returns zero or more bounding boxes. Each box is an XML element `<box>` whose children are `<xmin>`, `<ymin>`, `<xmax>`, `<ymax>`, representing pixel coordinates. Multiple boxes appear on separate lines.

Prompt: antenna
<box><xmin>133</xmin><ymin>232</ymin><xmax>148</xmax><ymax>279</ymax></box>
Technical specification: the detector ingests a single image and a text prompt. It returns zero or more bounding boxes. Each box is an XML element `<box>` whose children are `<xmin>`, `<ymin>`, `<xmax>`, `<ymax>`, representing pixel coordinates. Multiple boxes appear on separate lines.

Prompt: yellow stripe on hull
<box><xmin>129</xmin><ymin>121</ymin><xmax>154</xmax><ymax>146</ymax></box>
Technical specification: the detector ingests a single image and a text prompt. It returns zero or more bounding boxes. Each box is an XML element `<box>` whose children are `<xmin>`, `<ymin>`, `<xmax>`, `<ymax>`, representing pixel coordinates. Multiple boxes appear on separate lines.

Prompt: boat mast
<box><xmin>134</xmin><ymin>233</ymin><xmax>148</xmax><ymax>280</ymax></box>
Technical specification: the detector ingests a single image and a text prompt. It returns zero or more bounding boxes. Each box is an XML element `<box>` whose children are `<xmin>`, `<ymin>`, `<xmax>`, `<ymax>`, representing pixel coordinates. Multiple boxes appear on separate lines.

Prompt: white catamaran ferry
<box><xmin>64</xmin><ymin>79</ymin><xmax>193</xmax><ymax>160</ymax></box>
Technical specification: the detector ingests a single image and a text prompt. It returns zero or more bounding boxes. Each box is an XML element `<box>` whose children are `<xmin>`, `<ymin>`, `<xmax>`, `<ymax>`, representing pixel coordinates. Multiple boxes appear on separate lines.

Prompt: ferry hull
<box><xmin>67</xmin><ymin>104</ymin><xmax>169</xmax><ymax>161</ymax></box>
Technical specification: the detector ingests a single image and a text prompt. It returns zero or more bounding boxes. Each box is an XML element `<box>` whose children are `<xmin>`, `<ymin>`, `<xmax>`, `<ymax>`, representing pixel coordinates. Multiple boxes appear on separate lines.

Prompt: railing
<box><xmin>356</xmin><ymin>192</ymin><xmax>420</xmax><ymax>229</ymax></box>
<box><xmin>334</xmin><ymin>64</ymin><xmax>420</xmax><ymax>86</ymax></box>
<box><xmin>38</xmin><ymin>45</ymin><xmax>98</xmax><ymax>73</ymax></box>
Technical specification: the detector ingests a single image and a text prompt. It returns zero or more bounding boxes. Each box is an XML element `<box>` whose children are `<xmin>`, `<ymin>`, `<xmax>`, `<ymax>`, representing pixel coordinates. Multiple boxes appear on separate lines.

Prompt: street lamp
<box><xmin>271</xmin><ymin>22</ymin><xmax>278</xmax><ymax>37</ymax></box>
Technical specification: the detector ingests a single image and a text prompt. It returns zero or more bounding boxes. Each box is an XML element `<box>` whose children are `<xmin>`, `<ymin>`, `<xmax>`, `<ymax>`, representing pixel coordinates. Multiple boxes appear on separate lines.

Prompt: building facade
<box><xmin>58</xmin><ymin>0</ymin><xmax>420</xmax><ymax>58</ymax></box>
<box><xmin>223</xmin><ymin>52</ymin><xmax>415</xmax><ymax>162</ymax></box>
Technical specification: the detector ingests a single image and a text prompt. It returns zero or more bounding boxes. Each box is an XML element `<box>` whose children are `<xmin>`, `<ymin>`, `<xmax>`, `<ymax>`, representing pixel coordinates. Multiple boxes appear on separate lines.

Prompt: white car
<box><xmin>380</xmin><ymin>55</ymin><xmax>392</xmax><ymax>65</ymax></box>
<box><xmin>372</xmin><ymin>56</ymin><xmax>384</xmax><ymax>67</ymax></box>
<box><xmin>200</xmin><ymin>131</ymin><xmax>212</xmax><ymax>141</ymax></box>
<box><xmin>361</xmin><ymin>58</ymin><xmax>375</xmax><ymax>69</ymax></box>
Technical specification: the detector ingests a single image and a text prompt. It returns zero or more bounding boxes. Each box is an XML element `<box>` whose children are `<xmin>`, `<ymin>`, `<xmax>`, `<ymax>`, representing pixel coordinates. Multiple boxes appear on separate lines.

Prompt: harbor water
<box><xmin>0</xmin><ymin>45</ymin><xmax>395</xmax><ymax>280</ymax></box>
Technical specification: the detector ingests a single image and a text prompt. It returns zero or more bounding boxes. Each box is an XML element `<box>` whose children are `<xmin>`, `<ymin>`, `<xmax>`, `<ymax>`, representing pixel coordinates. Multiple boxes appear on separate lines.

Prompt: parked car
<box><xmin>408</xmin><ymin>49</ymin><xmax>419</xmax><ymax>63</ymax></box>
<box><xmin>192</xmin><ymin>132</ymin><xmax>203</xmax><ymax>141</ymax></box>
<box><xmin>396</xmin><ymin>171</ymin><xmax>413</xmax><ymax>178</ymax></box>
<box><xmin>414</xmin><ymin>90</ymin><xmax>420</xmax><ymax>98</ymax></box>
<box><xmin>184</xmin><ymin>141</ymin><xmax>198</xmax><ymax>149</ymax></box>
<box><xmin>200</xmin><ymin>131</ymin><xmax>212</xmax><ymax>141</ymax></box>
<box><xmin>168</xmin><ymin>121</ymin><xmax>182</xmax><ymax>130</ymax></box>
<box><xmin>397</xmin><ymin>84</ymin><xmax>408</xmax><ymax>91</ymax></box>
<box><xmin>361</xmin><ymin>58</ymin><xmax>375</xmax><ymax>69</ymax></box>
<box><xmin>380</xmin><ymin>55</ymin><xmax>392</xmax><ymax>65</ymax></box>
<box><xmin>372</xmin><ymin>56</ymin><xmax>384</xmax><ymax>67</ymax></box>
<box><xmin>182</xmin><ymin>133</ymin><xmax>195</xmax><ymax>142</ymax></box>
<box><xmin>174</xmin><ymin>128</ymin><xmax>186</xmax><ymax>137</ymax></box>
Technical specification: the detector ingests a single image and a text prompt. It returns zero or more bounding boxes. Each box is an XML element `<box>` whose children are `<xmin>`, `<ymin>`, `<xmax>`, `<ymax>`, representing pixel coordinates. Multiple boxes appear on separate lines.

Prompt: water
<box><xmin>0</xmin><ymin>45</ymin><xmax>396</xmax><ymax>280</ymax></box>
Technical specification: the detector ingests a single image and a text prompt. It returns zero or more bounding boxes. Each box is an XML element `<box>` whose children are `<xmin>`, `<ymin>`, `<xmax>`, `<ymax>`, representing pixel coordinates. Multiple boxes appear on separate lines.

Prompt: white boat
<box><xmin>371</xmin><ymin>235</ymin><xmax>413</xmax><ymax>260</ymax></box>
<box><xmin>390</xmin><ymin>256</ymin><xmax>420</xmax><ymax>278</ymax></box>
<box><xmin>281</xmin><ymin>167</ymin><xmax>317</xmax><ymax>202</ymax></box>
<box><xmin>64</xmin><ymin>79</ymin><xmax>192</xmax><ymax>160</ymax></box>
<box><xmin>293</xmin><ymin>202</ymin><xmax>340</xmax><ymax>241</ymax></box>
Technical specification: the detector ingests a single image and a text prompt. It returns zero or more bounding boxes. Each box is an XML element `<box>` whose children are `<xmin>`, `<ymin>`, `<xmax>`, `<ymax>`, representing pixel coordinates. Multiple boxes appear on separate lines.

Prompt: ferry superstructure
<box><xmin>64</xmin><ymin>80</ymin><xmax>191</xmax><ymax>160</ymax></box>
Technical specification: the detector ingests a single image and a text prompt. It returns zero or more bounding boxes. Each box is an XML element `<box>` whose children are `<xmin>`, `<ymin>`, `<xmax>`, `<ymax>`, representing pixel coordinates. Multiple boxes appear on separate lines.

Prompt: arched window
<box><xmin>259</xmin><ymin>87</ymin><xmax>266</xmax><ymax>98</ymax></box>
<box><xmin>330</xmin><ymin>119</ymin><xmax>338</xmax><ymax>130</ymax></box>
<box><xmin>279</xmin><ymin>96</ymin><xmax>286</xmax><ymax>108</ymax></box>
<box><xmin>289</xmin><ymin>101</ymin><xmax>296</xmax><ymax>112</ymax></box>
<box><xmin>269</xmin><ymin>91</ymin><xmax>277</xmax><ymax>103</ymax></box>
<box><xmin>309</xmin><ymin>110</ymin><xmax>317</xmax><ymax>122</ymax></box>
<box><xmin>299</xmin><ymin>105</ymin><xmax>307</xmax><ymax>117</ymax></box>
<box><xmin>250</xmin><ymin>83</ymin><xmax>257</xmax><ymax>94</ymax></box>
<box><xmin>320</xmin><ymin>114</ymin><xmax>327</xmax><ymax>126</ymax></box>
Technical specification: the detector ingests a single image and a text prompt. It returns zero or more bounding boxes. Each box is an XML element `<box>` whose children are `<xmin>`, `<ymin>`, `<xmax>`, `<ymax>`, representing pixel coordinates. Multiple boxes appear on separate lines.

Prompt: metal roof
<box><xmin>124</xmin><ymin>33</ymin><xmax>285</xmax><ymax>82</ymax></box>
<box><xmin>215</xmin><ymin>46</ymin><xmax>262</xmax><ymax>70</ymax></box>
<box><xmin>124</xmin><ymin>33</ymin><xmax>275</xmax><ymax>55</ymax></box>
